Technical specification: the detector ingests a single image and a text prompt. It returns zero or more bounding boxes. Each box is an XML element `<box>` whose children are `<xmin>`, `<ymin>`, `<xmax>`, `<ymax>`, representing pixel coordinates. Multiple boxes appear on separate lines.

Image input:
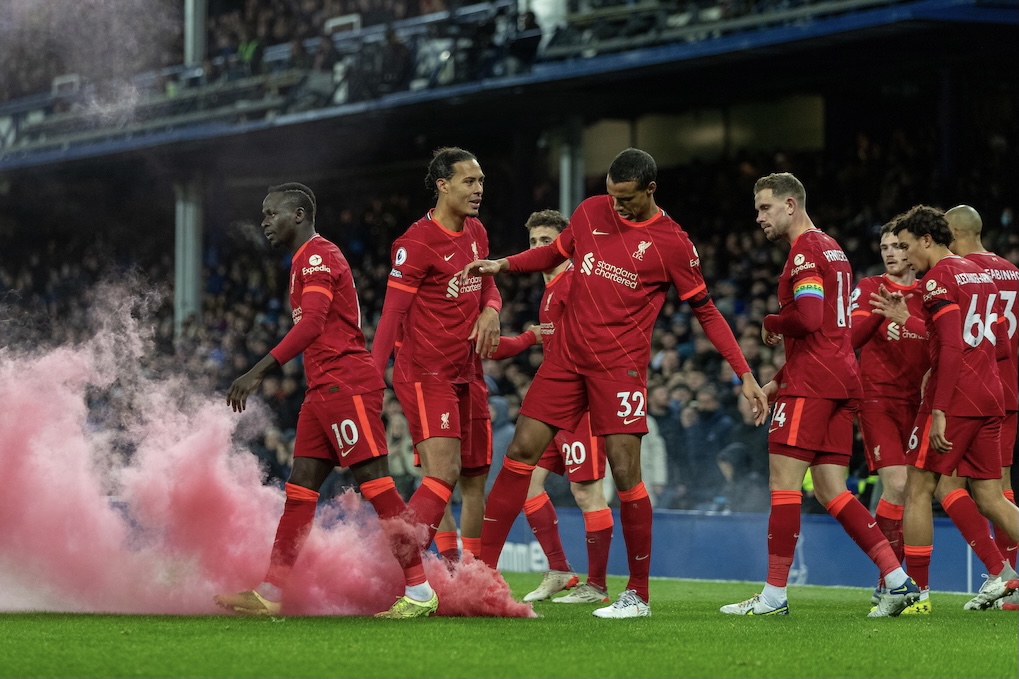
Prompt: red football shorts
<box><xmin>400</xmin><ymin>379</ymin><xmax>492</xmax><ymax>474</ymax></box>
<box><xmin>908</xmin><ymin>413</ymin><xmax>1002</xmax><ymax>479</ymax></box>
<box><xmin>460</xmin><ymin>378</ymin><xmax>491</xmax><ymax>475</ymax></box>
<box><xmin>858</xmin><ymin>398</ymin><xmax>918</xmax><ymax>471</ymax></box>
<box><xmin>536</xmin><ymin>412</ymin><xmax>607</xmax><ymax>483</ymax></box>
<box><xmin>293</xmin><ymin>390</ymin><xmax>387</xmax><ymax>467</ymax></box>
<box><xmin>768</xmin><ymin>395</ymin><xmax>858</xmax><ymax>464</ymax></box>
<box><xmin>521</xmin><ymin>358</ymin><xmax>648</xmax><ymax>436</ymax></box>
<box><xmin>395</xmin><ymin>379</ymin><xmax>470</xmax><ymax>447</ymax></box>
<box><xmin>1001</xmin><ymin>411</ymin><xmax>1016</xmax><ymax>468</ymax></box>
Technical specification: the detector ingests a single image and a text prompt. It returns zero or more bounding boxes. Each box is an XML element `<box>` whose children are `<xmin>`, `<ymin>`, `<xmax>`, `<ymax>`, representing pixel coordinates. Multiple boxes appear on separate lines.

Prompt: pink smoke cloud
<box><xmin>0</xmin><ymin>287</ymin><xmax>532</xmax><ymax>619</ymax></box>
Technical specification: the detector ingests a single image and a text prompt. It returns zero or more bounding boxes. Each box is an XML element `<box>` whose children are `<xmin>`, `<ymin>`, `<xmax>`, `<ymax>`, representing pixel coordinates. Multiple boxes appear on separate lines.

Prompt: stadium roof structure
<box><xmin>0</xmin><ymin>0</ymin><xmax>1014</xmax><ymax>175</ymax></box>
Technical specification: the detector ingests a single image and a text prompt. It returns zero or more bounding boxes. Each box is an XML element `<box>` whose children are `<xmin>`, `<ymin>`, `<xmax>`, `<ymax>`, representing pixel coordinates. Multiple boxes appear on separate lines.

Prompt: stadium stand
<box><xmin>2</xmin><ymin>122</ymin><xmax>1015</xmax><ymax>509</ymax></box>
<box><xmin>4</xmin><ymin>0</ymin><xmax>989</xmax><ymax>163</ymax></box>
<box><xmin>0</xmin><ymin>0</ymin><xmax>1015</xmax><ymax>512</ymax></box>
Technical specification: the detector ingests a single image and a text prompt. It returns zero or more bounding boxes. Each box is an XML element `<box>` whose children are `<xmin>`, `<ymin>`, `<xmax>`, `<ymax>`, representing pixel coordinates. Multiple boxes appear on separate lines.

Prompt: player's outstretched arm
<box><xmin>462</xmin><ymin>258</ymin><xmax>509</xmax><ymax>280</ymax></box>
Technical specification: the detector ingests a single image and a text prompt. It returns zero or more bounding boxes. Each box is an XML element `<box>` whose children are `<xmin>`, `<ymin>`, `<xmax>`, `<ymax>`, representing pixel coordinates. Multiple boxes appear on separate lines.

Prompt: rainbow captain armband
<box><xmin>793</xmin><ymin>277</ymin><xmax>824</xmax><ymax>300</ymax></box>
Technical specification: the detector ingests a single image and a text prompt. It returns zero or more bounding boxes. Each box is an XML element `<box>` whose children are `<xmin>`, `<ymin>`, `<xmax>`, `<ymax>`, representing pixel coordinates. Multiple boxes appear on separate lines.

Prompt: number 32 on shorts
<box><xmin>616</xmin><ymin>391</ymin><xmax>646</xmax><ymax>425</ymax></box>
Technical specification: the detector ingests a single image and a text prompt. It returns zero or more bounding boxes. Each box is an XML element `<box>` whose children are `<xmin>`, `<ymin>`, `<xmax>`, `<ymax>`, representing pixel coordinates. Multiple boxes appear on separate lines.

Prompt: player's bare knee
<box><xmin>288</xmin><ymin>457</ymin><xmax>332</xmax><ymax>490</ymax></box>
<box><xmin>349</xmin><ymin>457</ymin><xmax>389</xmax><ymax>485</ymax></box>
<box><xmin>969</xmin><ymin>484</ymin><xmax>1001</xmax><ymax>514</ymax></box>
<box><xmin>428</xmin><ymin>459</ymin><xmax>460</xmax><ymax>485</ymax></box>
<box><xmin>459</xmin><ymin>475</ymin><xmax>485</xmax><ymax>499</ymax></box>
<box><xmin>572</xmin><ymin>482</ymin><xmax>606</xmax><ymax>511</ymax></box>
<box><xmin>610</xmin><ymin>466</ymin><xmax>641</xmax><ymax>492</ymax></box>
<box><xmin>507</xmin><ymin>440</ymin><xmax>542</xmax><ymax>465</ymax></box>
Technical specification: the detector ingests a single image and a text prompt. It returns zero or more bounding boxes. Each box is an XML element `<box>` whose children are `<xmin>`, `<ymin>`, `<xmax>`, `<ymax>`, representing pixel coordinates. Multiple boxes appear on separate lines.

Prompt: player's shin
<box><xmin>479</xmin><ymin>458</ymin><xmax>535</xmax><ymax>568</ymax></box>
<box><xmin>264</xmin><ymin>482</ymin><xmax>319</xmax><ymax>588</ymax></box>
<box><xmin>618</xmin><ymin>482</ymin><xmax>652</xmax><ymax>603</ymax></box>
<box><xmin>361</xmin><ymin>476</ymin><xmax>428</xmax><ymax>587</ymax></box>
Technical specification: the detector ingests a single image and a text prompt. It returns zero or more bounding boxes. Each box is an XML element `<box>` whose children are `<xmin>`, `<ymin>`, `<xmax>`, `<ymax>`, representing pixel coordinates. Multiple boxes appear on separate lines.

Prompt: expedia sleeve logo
<box><xmin>302</xmin><ymin>252</ymin><xmax>332</xmax><ymax>276</ymax></box>
<box><xmin>790</xmin><ymin>252</ymin><xmax>817</xmax><ymax>276</ymax></box>
<box><xmin>922</xmin><ymin>277</ymin><xmax>948</xmax><ymax>301</ymax></box>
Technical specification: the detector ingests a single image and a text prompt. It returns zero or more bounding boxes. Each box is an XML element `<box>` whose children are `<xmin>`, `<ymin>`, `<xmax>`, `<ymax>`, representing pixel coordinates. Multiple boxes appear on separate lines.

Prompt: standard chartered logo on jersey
<box><xmin>446</xmin><ymin>274</ymin><xmax>482</xmax><ymax>298</ymax></box>
<box><xmin>580</xmin><ymin>252</ymin><xmax>637</xmax><ymax>289</ymax></box>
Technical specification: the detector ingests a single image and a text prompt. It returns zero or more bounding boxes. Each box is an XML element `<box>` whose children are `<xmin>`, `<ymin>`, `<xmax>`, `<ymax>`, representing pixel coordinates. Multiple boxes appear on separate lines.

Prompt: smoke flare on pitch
<box><xmin>0</xmin><ymin>281</ymin><xmax>532</xmax><ymax>618</ymax></box>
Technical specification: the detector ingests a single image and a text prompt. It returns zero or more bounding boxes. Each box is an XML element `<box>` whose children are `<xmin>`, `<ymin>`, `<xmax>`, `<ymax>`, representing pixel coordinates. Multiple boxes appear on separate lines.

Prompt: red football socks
<box><xmin>583</xmin><ymin>508</ymin><xmax>614</xmax><ymax>591</ymax></box>
<box><xmin>875</xmin><ymin>498</ymin><xmax>905</xmax><ymax>564</ymax></box>
<box><xmin>479</xmin><ymin>458</ymin><xmax>536</xmax><ymax>568</ymax></box>
<box><xmin>524</xmin><ymin>492</ymin><xmax>570</xmax><ymax>572</ymax></box>
<box><xmin>618</xmin><ymin>482</ymin><xmax>652</xmax><ymax>602</ymax></box>
<box><xmin>361</xmin><ymin>476</ymin><xmax>427</xmax><ymax>586</ymax></box>
<box><xmin>407</xmin><ymin>476</ymin><xmax>454</xmax><ymax>551</ymax></box>
<box><xmin>264</xmin><ymin>482</ymin><xmax>319</xmax><ymax>588</ymax></box>
<box><xmin>766</xmin><ymin>490</ymin><xmax>801</xmax><ymax>587</ymax></box>
<box><xmin>942</xmin><ymin>488</ymin><xmax>1007</xmax><ymax>576</ymax></box>
<box><xmin>827</xmin><ymin>491</ymin><xmax>901</xmax><ymax>577</ymax></box>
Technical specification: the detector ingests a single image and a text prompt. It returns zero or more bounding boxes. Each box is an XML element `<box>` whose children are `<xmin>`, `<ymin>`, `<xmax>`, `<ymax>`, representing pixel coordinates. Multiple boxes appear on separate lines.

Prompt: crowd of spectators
<box><xmin>13</xmin><ymin>0</ymin><xmax>824</xmax><ymax>114</ymax></box>
<box><xmin>2</xmin><ymin>121</ymin><xmax>1016</xmax><ymax>513</ymax></box>
<box><xmin>1</xmin><ymin>0</ymin><xmax>432</xmax><ymax>110</ymax></box>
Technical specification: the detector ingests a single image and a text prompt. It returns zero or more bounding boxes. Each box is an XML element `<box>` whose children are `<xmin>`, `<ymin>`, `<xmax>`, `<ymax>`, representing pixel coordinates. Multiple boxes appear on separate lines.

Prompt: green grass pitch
<box><xmin>1</xmin><ymin>574</ymin><xmax>1015</xmax><ymax>678</ymax></box>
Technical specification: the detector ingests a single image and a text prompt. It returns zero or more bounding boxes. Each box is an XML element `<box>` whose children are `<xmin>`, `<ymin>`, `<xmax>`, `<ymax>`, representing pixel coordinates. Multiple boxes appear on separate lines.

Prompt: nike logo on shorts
<box><xmin>623</xmin><ymin>417</ymin><xmax>641</xmax><ymax>425</ymax></box>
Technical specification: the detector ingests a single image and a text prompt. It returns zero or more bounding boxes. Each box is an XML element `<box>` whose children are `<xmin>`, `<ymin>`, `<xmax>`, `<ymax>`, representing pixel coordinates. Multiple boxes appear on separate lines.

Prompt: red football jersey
<box><xmin>965</xmin><ymin>251</ymin><xmax>1019</xmax><ymax>412</ymax></box>
<box><xmin>540</xmin><ymin>195</ymin><xmax>749</xmax><ymax>382</ymax></box>
<box><xmin>773</xmin><ymin>228</ymin><xmax>862</xmax><ymax>399</ymax></box>
<box><xmin>918</xmin><ymin>255</ymin><xmax>1005</xmax><ymax>417</ymax></box>
<box><xmin>851</xmin><ymin>274</ymin><xmax>929</xmax><ymax>403</ymax></box>
<box><xmin>270</xmin><ymin>234</ymin><xmax>383</xmax><ymax>400</ymax></box>
<box><xmin>537</xmin><ymin>263</ymin><xmax>573</xmax><ymax>353</ymax></box>
<box><xmin>385</xmin><ymin>210</ymin><xmax>493</xmax><ymax>383</ymax></box>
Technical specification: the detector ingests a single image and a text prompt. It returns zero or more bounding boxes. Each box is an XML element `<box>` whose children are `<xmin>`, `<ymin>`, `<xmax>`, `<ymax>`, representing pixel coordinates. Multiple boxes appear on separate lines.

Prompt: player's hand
<box><xmin>470</xmin><ymin>306</ymin><xmax>501</xmax><ymax>358</ymax></box>
<box><xmin>870</xmin><ymin>285</ymin><xmax>911</xmax><ymax>325</ymax></box>
<box><xmin>226</xmin><ymin>355</ymin><xmax>277</xmax><ymax>412</ymax></box>
<box><xmin>462</xmin><ymin>258</ymin><xmax>507</xmax><ymax>281</ymax></box>
<box><xmin>761</xmin><ymin>324</ymin><xmax>783</xmax><ymax>347</ymax></box>
<box><xmin>762</xmin><ymin>380</ymin><xmax>779</xmax><ymax>405</ymax></box>
<box><xmin>526</xmin><ymin>324</ymin><xmax>542</xmax><ymax>345</ymax></box>
<box><xmin>226</xmin><ymin>370</ymin><xmax>262</xmax><ymax>413</ymax></box>
<box><xmin>929</xmin><ymin>410</ymin><xmax>952</xmax><ymax>453</ymax></box>
<box><xmin>740</xmin><ymin>372</ymin><xmax>770</xmax><ymax>426</ymax></box>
